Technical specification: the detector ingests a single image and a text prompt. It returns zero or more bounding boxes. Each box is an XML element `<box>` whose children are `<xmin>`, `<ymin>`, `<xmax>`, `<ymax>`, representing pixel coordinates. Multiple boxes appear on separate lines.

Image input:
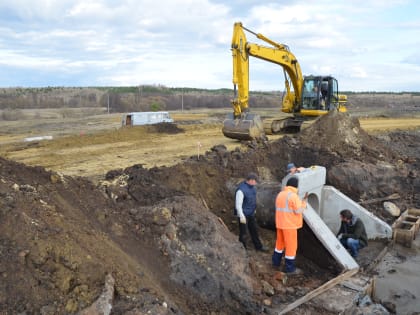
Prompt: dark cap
<box><xmin>286</xmin><ymin>177</ymin><xmax>298</xmax><ymax>188</ymax></box>
<box><xmin>287</xmin><ymin>163</ymin><xmax>296</xmax><ymax>172</ymax></box>
<box><xmin>246</xmin><ymin>172</ymin><xmax>259</xmax><ymax>183</ymax></box>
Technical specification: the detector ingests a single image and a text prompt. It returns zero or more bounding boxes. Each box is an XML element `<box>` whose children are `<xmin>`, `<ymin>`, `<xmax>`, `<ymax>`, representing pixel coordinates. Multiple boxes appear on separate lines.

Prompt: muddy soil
<box><xmin>144</xmin><ymin>122</ymin><xmax>185</xmax><ymax>134</ymax></box>
<box><xmin>0</xmin><ymin>111</ymin><xmax>419</xmax><ymax>314</ymax></box>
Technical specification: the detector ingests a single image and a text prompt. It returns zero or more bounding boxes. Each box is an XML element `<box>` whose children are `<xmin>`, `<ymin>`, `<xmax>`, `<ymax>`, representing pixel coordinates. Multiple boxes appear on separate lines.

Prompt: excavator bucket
<box><xmin>222</xmin><ymin>113</ymin><xmax>265</xmax><ymax>141</ymax></box>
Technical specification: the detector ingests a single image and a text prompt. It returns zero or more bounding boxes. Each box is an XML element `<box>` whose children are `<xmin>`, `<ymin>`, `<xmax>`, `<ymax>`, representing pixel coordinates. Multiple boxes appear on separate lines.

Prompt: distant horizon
<box><xmin>0</xmin><ymin>85</ymin><xmax>419</xmax><ymax>94</ymax></box>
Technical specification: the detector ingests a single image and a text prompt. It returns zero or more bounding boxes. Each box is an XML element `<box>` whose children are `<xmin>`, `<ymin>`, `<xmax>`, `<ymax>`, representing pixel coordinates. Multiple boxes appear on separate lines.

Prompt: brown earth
<box><xmin>0</xmin><ymin>110</ymin><xmax>419</xmax><ymax>314</ymax></box>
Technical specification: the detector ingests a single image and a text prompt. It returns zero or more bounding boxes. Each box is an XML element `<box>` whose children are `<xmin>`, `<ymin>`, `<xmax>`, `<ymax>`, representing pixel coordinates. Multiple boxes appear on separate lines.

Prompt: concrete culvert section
<box><xmin>0</xmin><ymin>111</ymin><xmax>419</xmax><ymax>314</ymax></box>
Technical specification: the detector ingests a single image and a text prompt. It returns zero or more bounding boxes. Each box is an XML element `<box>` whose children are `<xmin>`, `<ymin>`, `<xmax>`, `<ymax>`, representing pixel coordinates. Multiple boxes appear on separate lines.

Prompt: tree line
<box><xmin>0</xmin><ymin>86</ymin><xmax>283</xmax><ymax>113</ymax></box>
<box><xmin>1</xmin><ymin>86</ymin><xmax>418</xmax><ymax>114</ymax></box>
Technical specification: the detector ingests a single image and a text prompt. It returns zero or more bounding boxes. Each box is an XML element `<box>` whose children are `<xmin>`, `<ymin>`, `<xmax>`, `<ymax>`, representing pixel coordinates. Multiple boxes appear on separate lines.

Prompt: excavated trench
<box><xmin>110</xmin><ymin>111</ymin><xmax>418</xmax><ymax>313</ymax></box>
<box><xmin>0</xmin><ymin>111</ymin><xmax>419</xmax><ymax>314</ymax></box>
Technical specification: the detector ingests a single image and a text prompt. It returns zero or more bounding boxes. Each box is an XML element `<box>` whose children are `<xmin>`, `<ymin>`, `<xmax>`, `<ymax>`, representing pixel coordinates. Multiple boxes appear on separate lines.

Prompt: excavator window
<box><xmin>320</xmin><ymin>81</ymin><xmax>329</xmax><ymax>110</ymax></box>
<box><xmin>304</xmin><ymin>80</ymin><xmax>314</xmax><ymax>93</ymax></box>
<box><xmin>302</xmin><ymin>78</ymin><xmax>323</xmax><ymax>110</ymax></box>
<box><xmin>330</xmin><ymin>79</ymin><xmax>339</xmax><ymax>109</ymax></box>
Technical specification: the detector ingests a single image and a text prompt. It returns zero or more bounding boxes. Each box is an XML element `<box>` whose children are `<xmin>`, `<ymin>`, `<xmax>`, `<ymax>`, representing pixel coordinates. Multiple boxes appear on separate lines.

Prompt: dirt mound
<box><xmin>0</xmin><ymin>157</ymin><xmax>262</xmax><ymax>314</ymax></box>
<box><xmin>146</xmin><ymin>122</ymin><xmax>184</xmax><ymax>134</ymax></box>
<box><xmin>0</xmin><ymin>157</ymin><xmax>164</xmax><ymax>314</ymax></box>
<box><xmin>125</xmin><ymin>195</ymin><xmax>259</xmax><ymax>313</ymax></box>
<box><xmin>377</xmin><ymin>130</ymin><xmax>420</xmax><ymax>163</ymax></box>
<box><xmin>299</xmin><ymin>111</ymin><xmax>397</xmax><ymax>163</ymax></box>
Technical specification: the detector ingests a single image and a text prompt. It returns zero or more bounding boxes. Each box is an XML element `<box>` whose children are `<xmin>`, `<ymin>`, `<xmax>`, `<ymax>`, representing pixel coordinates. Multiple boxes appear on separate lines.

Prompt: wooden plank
<box><xmin>199</xmin><ymin>193</ymin><xmax>209</xmax><ymax>210</ymax></box>
<box><xmin>217</xmin><ymin>217</ymin><xmax>229</xmax><ymax>231</ymax></box>
<box><xmin>340</xmin><ymin>281</ymin><xmax>364</xmax><ymax>292</ymax></box>
<box><xmin>364</xmin><ymin>245</ymin><xmax>389</xmax><ymax>273</ymax></box>
<box><xmin>271</xmin><ymin>268</ymin><xmax>359</xmax><ymax>315</ymax></box>
<box><xmin>408</xmin><ymin>208</ymin><xmax>420</xmax><ymax>217</ymax></box>
<box><xmin>359</xmin><ymin>193</ymin><xmax>400</xmax><ymax>205</ymax></box>
<box><xmin>393</xmin><ymin>211</ymin><xmax>417</xmax><ymax>247</ymax></box>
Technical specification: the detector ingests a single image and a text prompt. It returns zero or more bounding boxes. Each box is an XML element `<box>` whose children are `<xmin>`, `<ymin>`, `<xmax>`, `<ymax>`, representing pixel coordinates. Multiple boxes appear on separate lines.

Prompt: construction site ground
<box><xmin>0</xmin><ymin>106</ymin><xmax>419</xmax><ymax>315</ymax></box>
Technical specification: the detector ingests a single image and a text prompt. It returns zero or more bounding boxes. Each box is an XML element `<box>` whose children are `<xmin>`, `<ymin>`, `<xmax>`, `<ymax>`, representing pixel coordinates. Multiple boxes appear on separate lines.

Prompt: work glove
<box><xmin>337</xmin><ymin>234</ymin><xmax>343</xmax><ymax>240</ymax></box>
<box><xmin>239</xmin><ymin>216</ymin><xmax>246</xmax><ymax>224</ymax></box>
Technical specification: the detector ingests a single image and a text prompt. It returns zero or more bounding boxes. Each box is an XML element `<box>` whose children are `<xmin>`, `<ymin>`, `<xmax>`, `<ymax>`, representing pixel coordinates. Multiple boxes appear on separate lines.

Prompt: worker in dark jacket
<box><xmin>235</xmin><ymin>173</ymin><xmax>268</xmax><ymax>252</ymax></box>
<box><xmin>337</xmin><ymin>209</ymin><xmax>368</xmax><ymax>258</ymax></box>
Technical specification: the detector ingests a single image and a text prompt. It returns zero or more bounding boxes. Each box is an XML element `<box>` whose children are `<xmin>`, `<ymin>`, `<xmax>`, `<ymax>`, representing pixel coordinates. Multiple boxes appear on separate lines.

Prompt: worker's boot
<box><xmin>272</xmin><ymin>250</ymin><xmax>283</xmax><ymax>268</ymax></box>
<box><xmin>285</xmin><ymin>258</ymin><xmax>302</xmax><ymax>275</ymax></box>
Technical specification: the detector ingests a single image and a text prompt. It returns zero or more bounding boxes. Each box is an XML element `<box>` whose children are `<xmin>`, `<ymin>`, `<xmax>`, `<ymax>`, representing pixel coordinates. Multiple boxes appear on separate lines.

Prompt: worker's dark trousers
<box><xmin>285</xmin><ymin>258</ymin><xmax>296</xmax><ymax>273</ymax></box>
<box><xmin>238</xmin><ymin>215</ymin><xmax>263</xmax><ymax>250</ymax></box>
<box><xmin>272</xmin><ymin>250</ymin><xmax>283</xmax><ymax>267</ymax></box>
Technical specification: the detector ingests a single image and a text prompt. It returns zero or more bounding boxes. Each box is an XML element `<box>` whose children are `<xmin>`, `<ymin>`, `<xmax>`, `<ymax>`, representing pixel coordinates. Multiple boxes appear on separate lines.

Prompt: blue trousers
<box><xmin>340</xmin><ymin>237</ymin><xmax>363</xmax><ymax>257</ymax></box>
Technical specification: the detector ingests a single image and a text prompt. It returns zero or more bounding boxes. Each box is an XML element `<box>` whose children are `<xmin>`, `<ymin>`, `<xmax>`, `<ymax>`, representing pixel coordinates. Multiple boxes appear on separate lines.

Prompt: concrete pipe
<box><xmin>226</xmin><ymin>179</ymin><xmax>281</xmax><ymax>230</ymax></box>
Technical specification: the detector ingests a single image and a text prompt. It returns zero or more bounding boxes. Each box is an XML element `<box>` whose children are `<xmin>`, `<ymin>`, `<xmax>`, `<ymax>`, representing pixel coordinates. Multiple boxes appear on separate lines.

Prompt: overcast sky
<box><xmin>0</xmin><ymin>0</ymin><xmax>419</xmax><ymax>92</ymax></box>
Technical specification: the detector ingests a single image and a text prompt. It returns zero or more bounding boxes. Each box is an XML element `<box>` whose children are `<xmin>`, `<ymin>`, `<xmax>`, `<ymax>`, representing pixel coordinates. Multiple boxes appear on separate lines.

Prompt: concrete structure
<box><xmin>282</xmin><ymin>166</ymin><xmax>392</xmax><ymax>239</ymax></box>
<box><xmin>264</xmin><ymin>166</ymin><xmax>393</xmax><ymax>314</ymax></box>
<box><xmin>259</xmin><ymin>165</ymin><xmax>392</xmax><ymax>271</ymax></box>
<box><xmin>122</xmin><ymin>111</ymin><xmax>173</xmax><ymax>126</ymax></box>
<box><xmin>286</xmin><ymin>166</ymin><xmax>392</xmax><ymax>240</ymax></box>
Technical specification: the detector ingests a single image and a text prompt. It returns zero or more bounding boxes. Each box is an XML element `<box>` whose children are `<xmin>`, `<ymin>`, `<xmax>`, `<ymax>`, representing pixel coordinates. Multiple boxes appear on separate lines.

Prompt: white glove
<box><xmin>239</xmin><ymin>216</ymin><xmax>246</xmax><ymax>224</ymax></box>
<box><xmin>337</xmin><ymin>234</ymin><xmax>343</xmax><ymax>240</ymax></box>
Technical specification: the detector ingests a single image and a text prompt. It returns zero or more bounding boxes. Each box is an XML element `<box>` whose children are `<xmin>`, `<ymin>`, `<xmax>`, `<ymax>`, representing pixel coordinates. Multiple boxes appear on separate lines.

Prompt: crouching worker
<box><xmin>337</xmin><ymin>209</ymin><xmax>368</xmax><ymax>258</ymax></box>
<box><xmin>272</xmin><ymin>177</ymin><xmax>308</xmax><ymax>274</ymax></box>
<box><xmin>235</xmin><ymin>173</ymin><xmax>268</xmax><ymax>252</ymax></box>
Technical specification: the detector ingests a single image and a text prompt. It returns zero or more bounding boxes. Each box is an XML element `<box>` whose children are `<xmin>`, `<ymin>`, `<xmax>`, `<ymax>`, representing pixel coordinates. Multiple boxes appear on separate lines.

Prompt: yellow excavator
<box><xmin>222</xmin><ymin>22</ymin><xmax>348</xmax><ymax>141</ymax></box>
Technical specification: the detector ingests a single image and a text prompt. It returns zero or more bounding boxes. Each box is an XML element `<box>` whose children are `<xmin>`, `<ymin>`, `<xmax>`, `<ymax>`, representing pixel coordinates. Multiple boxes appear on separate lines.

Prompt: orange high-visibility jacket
<box><xmin>275</xmin><ymin>186</ymin><xmax>307</xmax><ymax>229</ymax></box>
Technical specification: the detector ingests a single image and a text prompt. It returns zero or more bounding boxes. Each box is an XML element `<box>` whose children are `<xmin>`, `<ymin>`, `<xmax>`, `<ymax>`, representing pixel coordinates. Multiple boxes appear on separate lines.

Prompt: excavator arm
<box><xmin>223</xmin><ymin>22</ymin><xmax>304</xmax><ymax>140</ymax></box>
<box><xmin>231</xmin><ymin>22</ymin><xmax>303</xmax><ymax>115</ymax></box>
<box><xmin>231</xmin><ymin>22</ymin><xmax>303</xmax><ymax>117</ymax></box>
<box><xmin>230</xmin><ymin>22</ymin><xmax>249</xmax><ymax>118</ymax></box>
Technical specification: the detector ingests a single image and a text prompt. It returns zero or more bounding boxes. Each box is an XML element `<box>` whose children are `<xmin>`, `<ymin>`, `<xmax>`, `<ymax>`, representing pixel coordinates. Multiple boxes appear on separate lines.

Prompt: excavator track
<box><xmin>222</xmin><ymin>113</ymin><xmax>306</xmax><ymax>141</ymax></box>
<box><xmin>263</xmin><ymin>117</ymin><xmax>304</xmax><ymax>135</ymax></box>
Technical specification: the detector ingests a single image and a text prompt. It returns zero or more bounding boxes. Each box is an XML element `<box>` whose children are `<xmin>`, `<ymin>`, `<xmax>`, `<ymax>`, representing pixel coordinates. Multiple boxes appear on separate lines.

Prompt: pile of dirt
<box><xmin>298</xmin><ymin>110</ymin><xmax>398</xmax><ymax>163</ymax></box>
<box><xmin>0</xmin><ymin>111</ymin><xmax>418</xmax><ymax>314</ymax></box>
<box><xmin>0</xmin><ymin>157</ymin><xmax>263</xmax><ymax>314</ymax></box>
<box><xmin>145</xmin><ymin>122</ymin><xmax>184</xmax><ymax>134</ymax></box>
<box><xmin>0</xmin><ymin>159</ymin><xmax>165</xmax><ymax>314</ymax></box>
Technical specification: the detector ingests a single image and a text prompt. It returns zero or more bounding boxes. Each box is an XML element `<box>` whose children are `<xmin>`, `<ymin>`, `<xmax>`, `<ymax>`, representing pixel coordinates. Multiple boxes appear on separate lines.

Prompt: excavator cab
<box><xmin>301</xmin><ymin>76</ymin><xmax>337</xmax><ymax>116</ymax></box>
<box><xmin>300</xmin><ymin>75</ymin><xmax>347</xmax><ymax>116</ymax></box>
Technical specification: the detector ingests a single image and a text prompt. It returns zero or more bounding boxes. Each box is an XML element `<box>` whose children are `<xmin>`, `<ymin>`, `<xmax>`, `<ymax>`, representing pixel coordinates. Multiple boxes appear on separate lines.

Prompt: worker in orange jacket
<box><xmin>272</xmin><ymin>177</ymin><xmax>308</xmax><ymax>274</ymax></box>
